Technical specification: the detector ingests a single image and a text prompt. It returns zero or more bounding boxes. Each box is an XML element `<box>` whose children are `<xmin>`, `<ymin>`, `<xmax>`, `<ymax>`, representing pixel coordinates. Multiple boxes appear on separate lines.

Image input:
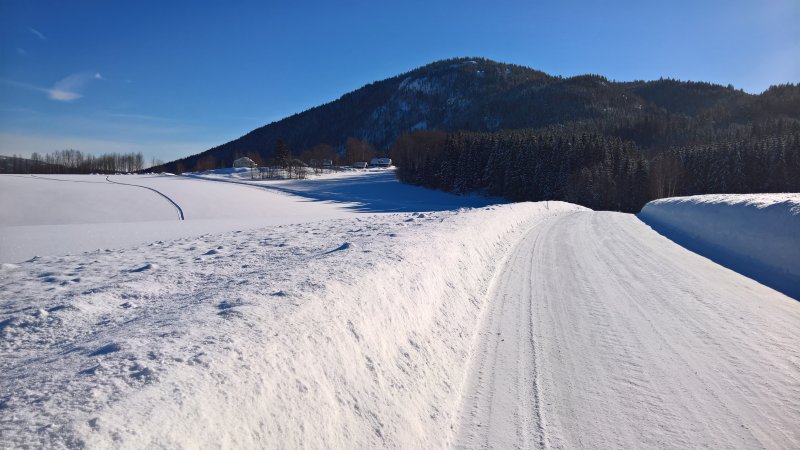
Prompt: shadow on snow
<box><xmin>637</xmin><ymin>215</ymin><xmax>800</xmax><ymax>301</ymax></box>
<box><xmin>187</xmin><ymin>170</ymin><xmax>503</xmax><ymax>213</ymax></box>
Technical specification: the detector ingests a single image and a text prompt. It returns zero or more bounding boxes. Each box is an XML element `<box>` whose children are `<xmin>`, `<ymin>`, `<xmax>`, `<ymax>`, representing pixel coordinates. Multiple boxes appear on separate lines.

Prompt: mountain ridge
<box><xmin>158</xmin><ymin>57</ymin><xmax>798</xmax><ymax>172</ymax></box>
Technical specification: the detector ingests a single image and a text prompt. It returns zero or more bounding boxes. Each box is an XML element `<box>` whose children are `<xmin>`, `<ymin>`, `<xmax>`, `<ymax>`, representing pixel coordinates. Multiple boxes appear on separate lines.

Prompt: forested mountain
<box><xmin>157</xmin><ymin>57</ymin><xmax>799</xmax><ymax>211</ymax></box>
<box><xmin>161</xmin><ymin>58</ymin><xmax>562</xmax><ymax>171</ymax></box>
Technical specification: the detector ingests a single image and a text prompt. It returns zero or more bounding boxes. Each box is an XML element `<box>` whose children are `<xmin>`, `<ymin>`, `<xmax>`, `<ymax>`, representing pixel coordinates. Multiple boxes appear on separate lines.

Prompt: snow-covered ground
<box><xmin>2</xmin><ymin>171</ymin><xmax>799</xmax><ymax>448</ymax></box>
<box><xmin>638</xmin><ymin>193</ymin><xmax>800</xmax><ymax>299</ymax></box>
<box><xmin>0</xmin><ymin>174</ymin><xmax>177</xmax><ymax>225</ymax></box>
<box><xmin>455</xmin><ymin>210</ymin><xmax>800</xmax><ymax>449</ymax></box>
<box><xmin>0</xmin><ymin>170</ymin><xmax>494</xmax><ymax>263</ymax></box>
<box><xmin>189</xmin><ymin>167</ymin><xmax>499</xmax><ymax>212</ymax></box>
<box><xmin>0</xmin><ymin>202</ymin><xmax>582</xmax><ymax>448</ymax></box>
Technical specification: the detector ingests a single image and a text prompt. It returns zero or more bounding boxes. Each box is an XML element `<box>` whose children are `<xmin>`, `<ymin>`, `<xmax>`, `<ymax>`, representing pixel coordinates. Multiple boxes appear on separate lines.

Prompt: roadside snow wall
<box><xmin>0</xmin><ymin>202</ymin><xmax>585</xmax><ymax>448</ymax></box>
<box><xmin>638</xmin><ymin>194</ymin><xmax>800</xmax><ymax>299</ymax></box>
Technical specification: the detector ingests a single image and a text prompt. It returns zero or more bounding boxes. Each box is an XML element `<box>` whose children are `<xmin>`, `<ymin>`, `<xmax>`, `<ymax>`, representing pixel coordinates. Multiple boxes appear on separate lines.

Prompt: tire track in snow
<box><xmin>454</xmin><ymin>217</ymin><xmax>557</xmax><ymax>449</ymax></box>
<box><xmin>454</xmin><ymin>210</ymin><xmax>800</xmax><ymax>449</ymax></box>
<box><xmin>105</xmin><ymin>176</ymin><xmax>185</xmax><ymax>220</ymax></box>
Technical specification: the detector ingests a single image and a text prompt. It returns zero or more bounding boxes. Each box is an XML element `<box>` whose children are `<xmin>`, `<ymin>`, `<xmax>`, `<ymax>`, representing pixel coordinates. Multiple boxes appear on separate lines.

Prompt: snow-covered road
<box><xmin>456</xmin><ymin>211</ymin><xmax>800</xmax><ymax>449</ymax></box>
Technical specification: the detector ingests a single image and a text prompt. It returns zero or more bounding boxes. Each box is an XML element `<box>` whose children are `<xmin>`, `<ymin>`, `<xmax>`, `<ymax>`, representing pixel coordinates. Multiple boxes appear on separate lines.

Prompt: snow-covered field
<box><xmin>1</xmin><ymin>170</ymin><xmax>493</xmax><ymax>263</ymax></box>
<box><xmin>2</xmin><ymin>172</ymin><xmax>799</xmax><ymax>448</ymax></box>
<box><xmin>639</xmin><ymin>193</ymin><xmax>800</xmax><ymax>299</ymax></box>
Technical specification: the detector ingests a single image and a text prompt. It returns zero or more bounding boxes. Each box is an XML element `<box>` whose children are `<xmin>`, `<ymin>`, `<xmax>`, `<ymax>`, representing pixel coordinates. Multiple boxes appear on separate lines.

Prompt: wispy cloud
<box><xmin>16</xmin><ymin>47</ymin><xmax>27</xmax><ymax>56</ymax></box>
<box><xmin>29</xmin><ymin>28</ymin><xmax>46</xmax><ymax>41</ymax></box>
<box><xmin>49</xmin><ymin>72</ymin><xmax>102</xmax><ymax>101</ymax></box>
<box><xmin>1</xmin><ymin>71</ymin><xmax>103</xmax><ymax>102</ymax></box>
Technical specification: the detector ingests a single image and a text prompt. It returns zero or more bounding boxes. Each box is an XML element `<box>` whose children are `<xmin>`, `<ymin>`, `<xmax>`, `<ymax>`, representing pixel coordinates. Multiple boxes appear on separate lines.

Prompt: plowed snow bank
<box><xmin>638</xmin><ymin>194</ymin><xmax>800</xmax><ymax>298</ymax></box>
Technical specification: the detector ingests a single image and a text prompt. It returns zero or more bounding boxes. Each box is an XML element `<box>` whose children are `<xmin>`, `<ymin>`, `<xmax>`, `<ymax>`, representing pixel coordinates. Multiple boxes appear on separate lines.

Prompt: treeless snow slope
<box><xmin>455</xmin><ymin>211</ymin><xmax>800</xmax><ymax>449</ymax></box>
<box><xmin>638</xmin><ymin>193</ymin><xmax>800</xmax><ymax>299</ymax></box>
<box><xmin>0</xmin><ymin>202</ymin><xmax>584</xmax><ymax>448</ymax></box>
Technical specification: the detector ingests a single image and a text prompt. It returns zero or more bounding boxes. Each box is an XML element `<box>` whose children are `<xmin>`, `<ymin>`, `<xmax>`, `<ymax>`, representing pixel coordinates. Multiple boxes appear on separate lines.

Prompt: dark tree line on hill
<box><xmin>392</xmin><ymin>119</ymin><xmax>800</xmax><ymax>212</ymax></box>
<box><xmin>1</xmin><ymin>150</ymin><xmax>146</xmax><ymax>174</ymax></box>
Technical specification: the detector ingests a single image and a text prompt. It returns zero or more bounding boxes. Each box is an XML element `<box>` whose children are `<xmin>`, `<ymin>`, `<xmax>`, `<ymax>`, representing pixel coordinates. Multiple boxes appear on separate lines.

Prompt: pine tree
<box><xmin>274</xmin><ymin>139</ymin><xmax>290</xmax><ymax>169</ymax></box>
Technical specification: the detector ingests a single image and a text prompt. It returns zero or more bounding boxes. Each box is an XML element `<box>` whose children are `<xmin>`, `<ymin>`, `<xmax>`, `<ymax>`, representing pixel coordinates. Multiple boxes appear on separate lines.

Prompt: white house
<box><xmin>352</xmin><ymin>161</ymin><xmax>368</xmax><ymax>169</ymax></box>
<box><xmin>369</xmin><ymin>158</ymin><xmax>392</xmax><ymax>168</ymax></box>
<box><xmin>233</xmin><ymin>157</ymin><xmax>257</xmax><ymax>168</ymax></box>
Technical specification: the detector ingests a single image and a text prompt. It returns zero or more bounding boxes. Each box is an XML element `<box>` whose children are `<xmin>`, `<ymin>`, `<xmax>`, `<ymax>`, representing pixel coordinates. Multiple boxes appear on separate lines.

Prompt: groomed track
<box><xmin>455</xmin><ymin>210</ymin><xmax>800</xmax><ymax>449</ymax></box>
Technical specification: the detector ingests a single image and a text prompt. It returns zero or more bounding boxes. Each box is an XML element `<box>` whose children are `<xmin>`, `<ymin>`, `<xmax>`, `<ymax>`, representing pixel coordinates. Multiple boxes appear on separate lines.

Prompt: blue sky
<box><xmin>1</xmin><ymin>0</ymin><xmax>798</xmax><ymax>162</ymax></box>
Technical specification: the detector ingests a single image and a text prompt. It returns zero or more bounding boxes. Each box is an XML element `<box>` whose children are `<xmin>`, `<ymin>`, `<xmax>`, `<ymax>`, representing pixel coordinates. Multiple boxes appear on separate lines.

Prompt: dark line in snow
<box><xmin>29</xmin><ymin>174</ymin><xmax>107</xmax><ymax>184</ymax></box>
<box><xmin>105</xmin><ymin>176</ymin><xmax>184</xmax><ymax>220</ymax></box>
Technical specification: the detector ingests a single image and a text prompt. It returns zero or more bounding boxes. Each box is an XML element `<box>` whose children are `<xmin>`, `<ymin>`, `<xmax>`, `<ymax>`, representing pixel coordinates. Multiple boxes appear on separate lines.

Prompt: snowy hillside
<box><xmin>639</xmin><ymin>193</ymin><xmax>800</xmax><ymax>298</ymax></box>
<box><xmin>0</xmin><ymin>202</ymin><xmax>582</xmax><ymax>448</ymax></box>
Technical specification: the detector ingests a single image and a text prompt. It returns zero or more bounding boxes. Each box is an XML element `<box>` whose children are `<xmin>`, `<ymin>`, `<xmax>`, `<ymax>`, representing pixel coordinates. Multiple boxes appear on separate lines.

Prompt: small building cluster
<box><xmin>231</xmin><ymin>154</ymin><xmax>393</xmax><ymax>180</ymax></box>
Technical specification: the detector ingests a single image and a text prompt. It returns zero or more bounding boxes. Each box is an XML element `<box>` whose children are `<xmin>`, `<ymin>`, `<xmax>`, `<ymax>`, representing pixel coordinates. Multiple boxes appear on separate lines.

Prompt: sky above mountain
<box><xmin>1</xmin><ymin>0</ymin><xmax>798</xmax><ymax>162</ymax></box>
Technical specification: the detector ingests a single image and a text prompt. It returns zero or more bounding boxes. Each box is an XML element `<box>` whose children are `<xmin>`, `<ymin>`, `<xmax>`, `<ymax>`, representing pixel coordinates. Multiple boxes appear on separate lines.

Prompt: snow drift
<box><xmin>0</xmin><ymin>202</ymin><xmax>584</xmax><ymax>448</ymax></box>
<box><xmin>638</xmin><ymin>193</ymin><xmax>800</xmax><ymax>299</ymax></box>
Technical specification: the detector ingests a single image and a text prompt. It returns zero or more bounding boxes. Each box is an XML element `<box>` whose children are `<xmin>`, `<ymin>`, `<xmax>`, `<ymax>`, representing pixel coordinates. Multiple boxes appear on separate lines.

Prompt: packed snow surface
<box><xmin>455</xmin><ymin>211</ymin><xmax>800</xmax><ymax>448</ymax></box>
<box><xmin>638</xmin><ymin>193</ymin><xmax>800</xmax><ymax>298</ymax></box>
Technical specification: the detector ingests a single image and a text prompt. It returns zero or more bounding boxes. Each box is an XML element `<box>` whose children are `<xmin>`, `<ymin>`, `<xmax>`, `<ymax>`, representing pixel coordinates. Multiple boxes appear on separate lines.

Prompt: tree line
<box><xmin>391</xmin><ymin>120</ymin><xmax>800</xmax><ymax>213</ymax></box>
<box><xmin>1</xmin><ymin>149</ymin><xmax>148</xmax><ymax>174</ymax></box>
